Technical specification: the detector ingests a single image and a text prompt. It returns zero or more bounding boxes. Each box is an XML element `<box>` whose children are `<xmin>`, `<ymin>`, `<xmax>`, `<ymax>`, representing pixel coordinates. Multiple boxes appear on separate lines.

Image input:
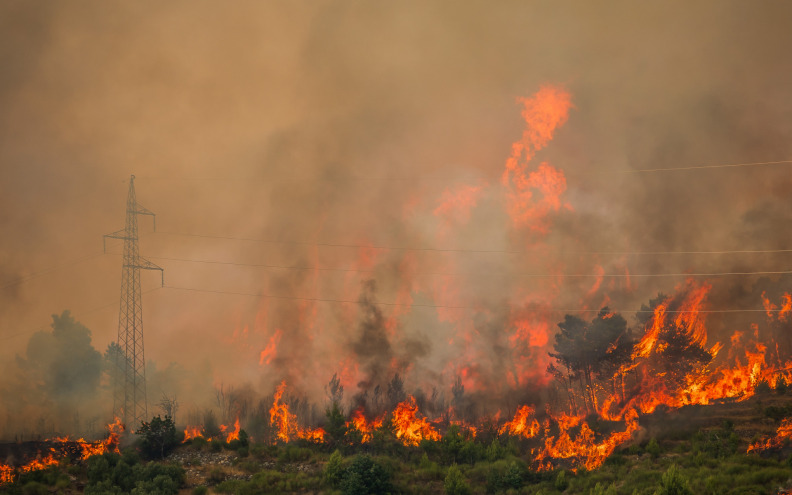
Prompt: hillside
<box><xmin>4</xmin><ymin>390</ymin><xmax>792</xmax><ymax>494</ymax></box>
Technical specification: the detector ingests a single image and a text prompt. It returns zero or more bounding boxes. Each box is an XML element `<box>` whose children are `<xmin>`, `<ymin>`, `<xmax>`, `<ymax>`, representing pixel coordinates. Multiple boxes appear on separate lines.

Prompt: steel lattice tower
<box><xmin>104</xmin><ymin>175</ymin><xmax>163</xmax><ymax>429</ymax></box>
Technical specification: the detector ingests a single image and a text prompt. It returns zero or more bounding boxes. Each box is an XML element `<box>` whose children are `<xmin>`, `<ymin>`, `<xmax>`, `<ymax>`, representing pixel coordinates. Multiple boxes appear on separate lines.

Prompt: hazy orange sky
<box><xmin>2</xmin><ymin>1</ymin><xmax>792</xmax><ymax>418</ymax></box>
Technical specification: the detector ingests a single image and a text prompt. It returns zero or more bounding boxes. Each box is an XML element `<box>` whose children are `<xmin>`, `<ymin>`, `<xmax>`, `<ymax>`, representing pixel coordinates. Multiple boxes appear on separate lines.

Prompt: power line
<box><xmin>145</xmin><ymin>253</ymin><xmax>792</xmax><ymax>280</ymax></box>
<box><xmin>0</xmin><ymin>252</ymin><xmax>107</xmax><ymax>290</ymax></box>
<box><xmin>623</xmin><ymin>159</ymin><xmax>792</xmax><ymax>174</ymax></box>
<box><xmin>136</xmin><ymin>159</ymin><xmax>792</xmax><ymax>182</ymax></box>
<box><xmin>0</xmin><ymin>287</ymin><xmax>161</xmax><ymax>342</ymax></box>
<box><xmin>153</xmin><ymin>231</ymin><xmax>792</xmax><ymax>257</ymax></box>
<box><xmin>162</xmin><ymin>284</ymin><xmax>783</xmax><ymax>314</ymax></box>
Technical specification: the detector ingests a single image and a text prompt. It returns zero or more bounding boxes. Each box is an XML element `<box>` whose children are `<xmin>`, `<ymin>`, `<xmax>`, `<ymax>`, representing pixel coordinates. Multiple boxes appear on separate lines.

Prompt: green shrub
<box><xmin>555</xmin><ymin>470</ymin><xmax>569</xmax><ymax>491</ymax></box>
<box><xmin>444</xmin><ymin>464</ymin><xmax>471</xmax><ymax>495</ymax></box>
<box><xmin>136</xmin><ymin>415</ymin><xmax>180</xmax><ymax>459</ymax></box>
<box><xmin>207</xmin><ymin>467</ymin><xmax>225</xmax><ymax>484</ymax></box>
<box><xmin>192</xmin><ymin>486</ymin><xmax>208</xmax><ymax>495</ymax></box>
<box><xmin>277</xmin><ymin>445</ymin><xmax>313</xmax><ymax>464</ymax></box>
<box><xmin>655</xmin><ymin>464</ymin><xmax>693</xmax><ymax>495</ymax></box>
<box><xmin>21</xmin><ymin>481</ymin><xmax>49</xmax><ymax>495</ymax></box>
<box><xmin>590</xmin><ymin>482</ymin><xmax>617</xmax><ymax>495</ymax></box>
<box><xmin>340</xmin><ymin>455</ymin><xmax>393</xmax><ymax>495</ymax></box>
<box><xmin>486</xmin><ymin>460</ymin><xmax>524</xmax><ymax>492</ymax></box>
<box><xmin>485</xmin><ymin>439</ymin><xmax>506</xmax><ymax>462</ymax></box>
<box><xmin>646</xmin><ymin>438</ymin><xmax>661</xmax><ymax>459</ymax></box>
<box><xmin>324</xmin><ymin>450</ymin><xmax>345</xmax><ymax>487</ymax></box>
<box><xmin>239</xmin><ymin>460</ymin><xmax>260</xmax><ymax>474</ymax></box>
<box><xmin>84</xmin><ymin>451</ymin><xmax>184</xmax><ymax>495</ymax></box>
<box><xmin>214</xmin><ymin>479</ymin><xmax>246</xmax><ymax>494</ymax></box>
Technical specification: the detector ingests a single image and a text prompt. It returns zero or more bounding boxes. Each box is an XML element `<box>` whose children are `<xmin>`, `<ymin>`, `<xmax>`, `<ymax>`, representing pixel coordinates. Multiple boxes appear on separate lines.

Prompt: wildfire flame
<box><xmin>269</xmin><ymin>381</ymin><xmax>325</xmax><ymax>443</ymax></box>
<box><xmin>499</xmin><ymin>405</ymin><xmax>541</xmax><ymax>439</ymax></box>
<box><xmin>346</xmin><ymin>408</ymin><xmax>382</xmax><ymax>443</ymax></box>
<box><xmin>183</xmin><ymin>425</ymin><xmax>204</xmax><ymax>443</ymax></box>
<box><xmin>391</xmin><ymin>396</ymin><xmax>440</xmax><ymax>446</ymax></box>
<box><xmin>0</xmin><ymin>418</ymin><xmax>123</xmax><ymax>484</ymax></box>
<box><xmin>748</xmin><ymin>418</ymin><xmax>792</xmax><ymax>453</ymax></box>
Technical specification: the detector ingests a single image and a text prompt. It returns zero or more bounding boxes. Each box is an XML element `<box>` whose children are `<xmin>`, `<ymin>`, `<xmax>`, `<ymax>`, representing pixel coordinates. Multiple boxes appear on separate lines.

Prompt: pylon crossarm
<box><xmin>134</xmin><ymin>204</ymin><xmax>157</xmax><ymax>231</ymax></box>
<box><xmin>103</xmin><ymin>230</ymin><xmax>133</xmax><ymax>253</ymax></box>
<box><xmin>130</xmin><ymin>257</ymin><xmax>165</xmax><ymax>287</ymax></box>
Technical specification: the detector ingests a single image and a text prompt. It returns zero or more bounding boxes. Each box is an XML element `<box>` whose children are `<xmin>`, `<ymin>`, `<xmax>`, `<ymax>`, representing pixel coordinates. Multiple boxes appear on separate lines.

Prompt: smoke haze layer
<box><xmin>1</xmin><ymin>1</ymin><xmax>792</xmax><ymax>436</ymax></box>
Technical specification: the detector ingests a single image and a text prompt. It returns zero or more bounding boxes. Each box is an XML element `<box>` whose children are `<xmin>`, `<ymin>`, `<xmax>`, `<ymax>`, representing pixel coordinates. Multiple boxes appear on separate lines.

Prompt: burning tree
<box><xmin>549</xmin><ymin>308</ymin><xmax>633</xmax><ymax>414</ymax></box>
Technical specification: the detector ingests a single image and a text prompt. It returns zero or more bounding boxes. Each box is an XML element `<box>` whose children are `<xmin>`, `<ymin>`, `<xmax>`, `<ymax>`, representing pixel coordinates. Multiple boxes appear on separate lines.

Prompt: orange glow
<box><xmin>269</xmin><ymin>381</ymin><xmax>325</xmax><ymax>443</ymax></box>
<box><xmin>502</xmin><ymin>85</ymin><xmax>572</xmax><ymax>232</ymax></box>
<box><xmin>536</xmin><ymin>409</ymin><xmax>639</xmax><ymax>471</ymax></box>
<box><xmin>498</xmin><ymin>405</ymin><xmax>540</xmax><ymax>438</ymax></box>
<box><xmin>0</xmin><ymin>464</ymin><xmax>12</xmax><ymax>484</ymax></box>
<box><xmin>347</xmin><ymin>408</ymin><xmax>382</xmax><ymax>443</ymax></box>
<box><xmin>510</xmin><ymin>318</ymin><xmax>550</xmax><ymax>348</ymax></box>
<box><xmin>391</xmin><ymin>396</ymin><xmax>441</xmax><ymax>446</ymax></box>
<box><xmin>20</xmin><ymin>454</ymin><xmax>59</xmax><ymax>473</ymax></box>
<box><xmin>47</xmin><ymin>418</ymin><xmax>124</xmax><ymax>460</ymax></box>
<box><xmin>183</xmin><ymin>426</ymin><xmax>204</xmax><ymax>442</ymax></box>
<box><xmin>748</xmin><ymin>418</ymin><xmax>792</xmax><ymax>453</ymax></box>
<box><xmin>0</xmin><ymin>419</ymin><xmax>124</xmax><ymax>484</ymax></box>
<box><xmin>434</xmin><ymin>184</ymin><xmax>484</xmax><ymax>234</ymax></box>
<box><xmin>259</xmin><ymin>329</ymin><xmax>283</xmax><ymax>366</ymax></box>
<box><xmin>505</xmin><ymin>162</ymin><xmax>569</xmax><ymax>232</ymax></box>
<box><xmin>220</xmin><ymin>417</ymin><xmax>241</xmax><ymax>443</ymax></box>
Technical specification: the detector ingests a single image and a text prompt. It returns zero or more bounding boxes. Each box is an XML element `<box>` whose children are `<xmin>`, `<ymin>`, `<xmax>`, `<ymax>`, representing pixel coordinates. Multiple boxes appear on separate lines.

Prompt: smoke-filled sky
<box><xmin>2</xmin><ymin>1</ymin><xmax>792</xmax><ymax>419</ymax></box>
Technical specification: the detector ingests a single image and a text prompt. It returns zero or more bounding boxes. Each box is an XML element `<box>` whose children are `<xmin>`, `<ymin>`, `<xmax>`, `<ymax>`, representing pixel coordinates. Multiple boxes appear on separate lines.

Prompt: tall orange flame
<box><xmin>391</xmin><ymin>396</ymin><xmax>440</xmax><ymax>446</ymax></box>
<box><xmin>498</xmin><ymin>405</ymin><xmax>541</xmax><ymax>438</ymax></box>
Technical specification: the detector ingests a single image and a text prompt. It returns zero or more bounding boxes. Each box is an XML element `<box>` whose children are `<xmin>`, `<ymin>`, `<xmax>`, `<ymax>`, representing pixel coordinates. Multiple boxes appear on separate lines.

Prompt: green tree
<box><xmin>444</xmin><ymin>464</ymin><xmax>471</xmax><ymax>495</ymax></box>
<box><xmin>137</xmin><ymin>415</ymin><xmax>179</xmax><ymax>459</ymax></box>
<box><xmin>324</xmin><ymin>450</ymin><xmax>345</xmax><ymax>487</ymax></box>
<box><xmin>440</xmin><ymin>424</ymin><xmax>465</xmax><ymax>464</ymax></box>
<box><xmin>341</xmin><ymin>455</ymin><xmax>392</xmax><ymax>495</ymax></box>
<box><xmin>325</xmin><ymin>402</ymin><xmax>349</xmax><ymax>448</ymax></box>
<box><xmin>23</xmin><ymin>310</ymin><xmax>102</xmax><ymax>399</ymax></box>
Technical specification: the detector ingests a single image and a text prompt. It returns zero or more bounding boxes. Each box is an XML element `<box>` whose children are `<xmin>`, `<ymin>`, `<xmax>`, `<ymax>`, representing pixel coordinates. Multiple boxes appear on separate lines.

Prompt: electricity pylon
<box><xmin>104</xmin><ymin>175</ymin><xmax>163</xmax><ymax>430</ymax></box>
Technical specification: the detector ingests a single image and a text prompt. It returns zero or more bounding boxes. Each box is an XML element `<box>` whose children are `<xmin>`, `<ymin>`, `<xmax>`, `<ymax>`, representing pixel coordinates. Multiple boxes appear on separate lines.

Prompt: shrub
<box><xmin>646</xmin><ymin>438</ymin><xmax>661</xmax><ymax>459</ymax></box>
<box><xmin>84</xmin><ymin>451</ymin><xmax>184</xmax><ymax>495</ymax></box>
<box><xmin>555</xmin><ymin>470</ymin><xmax>569</xmax><ymax>491</ymax></box>
<box><xmin>487</xmin><ymin>460</ymin><xmax>524</xmax><ymax>492</ymax></box>
<box><xmin>207</xmin><ymin>467</ymin><xmax>225</xmax><ymax>484</ymax></box>
<box><xmin>755</xmin><ymin>379</ymin><xmax>772</xmax><ymax>394</ymax></box>
<box><xmin>136</xmin><ymin>415</ymin><xmax>180</xmax><ymax>459</ymax></box>
<box><xmin>440</xmin><ymin>425</ymin><xmax>465</xmax><ymax>464</ymax></box>
<box><xmin>655</xmin><ymin>464</ymin><xmax>693</xmax><ymax>495</ymax></box>
<box><xmin>444</xmin><ymin>464</ymin><xmax>471</xmax><ymax>495</ymax></box>
<box><xmin>324</xmin><ymin>450</ymin><xmax>345</xmax><ymax>487</ymax></box>
<box><xmin>590</xmin><ymin>482</ymin><xmax>617</xmax><ymax>495</ymax></box>
<box><xmin>21</xmin><ymin>481</ymin><xmax>49</xmax><ymax>495</ymax></box>
<box><xmin>485</xmin><ymin>439</ymin><xmax>506</xmax><ymax>462</ymax></box>
<box><xmin>325</xmin><ymin>402</ymin><xmax>349</xmax><ymax>448</ymax></box>
<box><xmin>776</xmin><ymin>376</ymin><xmax>788</xmax><ymax>394</ymax></box>
<box><xmin>192</xmin><ymin>486</ymin><xmax>208</xmax><ymax>495</ymax></box>
<box><xmin>277</xmin><ymin>445</ymin><xmax>312</xmax><ymax>464</ymax></box>
<box><xmin>340</xmin><ymin>455</ymin><xmax>393</xmax><ymax>495</ymax></box>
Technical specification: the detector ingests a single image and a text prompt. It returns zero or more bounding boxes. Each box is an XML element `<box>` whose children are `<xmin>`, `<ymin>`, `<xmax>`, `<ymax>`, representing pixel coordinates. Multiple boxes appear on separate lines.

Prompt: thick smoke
<box><xmin>1</xmin><ymin>1</ymin><xmax>792</xmax><ymax>437</ymax></box>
